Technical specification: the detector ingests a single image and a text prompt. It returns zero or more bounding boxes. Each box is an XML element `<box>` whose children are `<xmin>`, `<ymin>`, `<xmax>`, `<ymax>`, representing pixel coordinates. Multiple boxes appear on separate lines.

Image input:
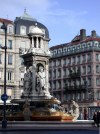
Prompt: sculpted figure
<box><xmin>37</xmin><ymin>65</ymin><xmax>46</xmax><ymax>91</ymax></box>
<box><xmin>70</xmin><ymin>100</ymin><xmax>79</xmax><ymax>121</ymax></box>
<box><xmin>23</xmin><ymin>67</ymin><xmax>32</xmax><ymax>96</ymax></box>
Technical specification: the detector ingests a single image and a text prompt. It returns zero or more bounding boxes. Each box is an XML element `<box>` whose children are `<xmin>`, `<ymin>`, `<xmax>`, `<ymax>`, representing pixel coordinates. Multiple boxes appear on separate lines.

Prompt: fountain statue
<box><xmin>69</xmin><ymin>101</ymin><xmax>79</xmax><ymax>121</ymax></box>
<box><xmin>11</xmin><ymin>24</ymin><xmax>76</xmax><ymax>121</ymax></box>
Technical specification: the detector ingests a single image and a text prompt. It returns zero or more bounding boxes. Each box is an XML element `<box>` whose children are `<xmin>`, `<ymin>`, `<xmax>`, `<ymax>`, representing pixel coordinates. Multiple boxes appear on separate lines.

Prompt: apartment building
<box><xmin>49</xmin><ymin>29</ymin><xmax>100</xmax><ymax>113</ymax></box>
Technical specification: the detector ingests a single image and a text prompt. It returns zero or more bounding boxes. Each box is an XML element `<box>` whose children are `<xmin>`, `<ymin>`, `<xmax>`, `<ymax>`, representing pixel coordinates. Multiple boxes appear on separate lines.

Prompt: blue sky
<box><xmin>0</xmin><ymin>0</ymin><xmax>100</xmax><ymax>47</ymax></box>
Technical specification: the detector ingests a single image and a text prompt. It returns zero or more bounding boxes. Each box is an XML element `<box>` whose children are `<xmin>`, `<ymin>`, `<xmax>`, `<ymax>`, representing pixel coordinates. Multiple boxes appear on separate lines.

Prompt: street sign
<box><xmin>1</xmin><ymin>94</ymin><xmax>8</xmax><ymax>101</ymax></box>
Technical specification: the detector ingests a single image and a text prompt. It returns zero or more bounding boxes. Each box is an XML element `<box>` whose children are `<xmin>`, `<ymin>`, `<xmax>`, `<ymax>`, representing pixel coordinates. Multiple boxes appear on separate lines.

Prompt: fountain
<box><xmin>11</xmin><ymin>24</ymin><xmax>76</xmax><ymax>121</ymax></box>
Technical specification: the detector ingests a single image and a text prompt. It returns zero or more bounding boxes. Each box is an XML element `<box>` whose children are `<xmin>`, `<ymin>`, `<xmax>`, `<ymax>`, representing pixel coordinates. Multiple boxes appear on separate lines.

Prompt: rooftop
<box><xmin>50</xmin><ymin>29</ymin><xmax>100</xmax><ymax>50</ymax></box>
<box><xmin>20</xmin><ymin>9</ymin><xmax>37</xmax><ymax>21</ymax></box>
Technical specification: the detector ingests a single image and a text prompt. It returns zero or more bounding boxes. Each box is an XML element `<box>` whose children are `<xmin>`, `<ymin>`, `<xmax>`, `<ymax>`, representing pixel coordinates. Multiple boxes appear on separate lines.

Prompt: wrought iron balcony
<box><xmin>68</xmin><ymin>69</ymin><xmax>81</xmax><ymax>79</ymax></box>
<box><xmin>64</xmin><ymin>85</ymin><xmax>87</xmax><ymax>92</ymax></box>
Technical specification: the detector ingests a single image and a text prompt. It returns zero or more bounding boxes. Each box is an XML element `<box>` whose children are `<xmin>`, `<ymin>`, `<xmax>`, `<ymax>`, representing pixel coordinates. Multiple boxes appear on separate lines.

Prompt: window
<box><xmin>8</xmin><ymin>54</ymin><xmax>12</xmax><ymax>65</ymax></box>
<box><xmin>63</xmin><ymin>69</ymin><xmax>66</xmax><ymax>77</ymax></box>
<box><xmin>77</xmin><ymin>45</ymin><xmax>81</xmax><ymax>50</ymax></box>
<box><xmin>7</xmin><ymin>89</ymin><xmax>12</xmax><ymax>98</ymax></box>
<box><xmin>0</xmin><ymin>71</ymin><xmax>1</xmax><ymax>79</ymax></box>
<box><xmin>96</xmin><ymin>78</ymin><xmax>100</xmax><ymax>86</ymax></box>
<box><xmin>0</xmin><ymin>23</ymin><xmax>4</xmax><ymax>32</ymax></box>
<box><xmin>82</xmin><ymin>92</ymin><xmax>85</xmax><ymax>100</ymax></box>
<box><xmin>96</xmin><ymin>65</ymin><xmax>100</xmax><ymax>73</ymax></box>
<box><xmin>95</xmin><ymin>42</ymin><xmax>98</xmax><ymax>47</ymax></box>
<box><xmin>0</xmin><ymin>39</ymin><xmax>2</xmax><ymax>48</ymax></box>
<box><xmin>63</xmin><ymin>58</ymin><xmax>66</xmax><ymax>65</ymax></box>
<box><xmin>72</xmin><ymin>57</ymin><xmax>75</xmax><ymax>64</ymax></box>
<box><xmin>96</xmin><ymin>91</ymin><xmax>100</xmax><ymax>100</ymax></box>
<box><xmin>49</xmin><ymin>82</ymin><xmax>51</xmax><ymax>90</ymax></box>
<box><xmin>82</xmin><ymin>66</ymin><xmax>86</xmax><ymax>74</ymax></box>
<box><xmin>53</xmin><ymin>70</ymin><xmax>56</xmax><ymax>78</ymax></box>
<box><xmin>82</xmin><ymin>55</ymin><xmax>86</xmax><ymax>62</ymax></box>
<box><xmin>77</xmin><ymin>56</ymin><xmax>80</xmax><ymax>64</ymax></box>
<box><xmin>96</xmin><ymin>54</ymin><xmax>99</xmax><ymax>61</ymax></box>
<box><xmin>53</xmin><ymin>82</ymin><xmax>56</xmax><ymax>90</ymax></box>
<box><xmin>58</xmin><ymin>81</ymin><xmax>61</xmax><ymax>89</ymax></box>
<box><xmin>63</xmin><ymin>48</ymin><xmax>66</xmax><ymax>52</ymax></box>
<box><xmin>29</xmin><ymin>26</ymin><xmax>35</xmax><ymax>33</ymax></box>
<box><xmin>83</xmin><ymin>78</ymin><xmax>86</xmax><ymax>85</ymax></box>
<box><xmin>7</xmin><ymin>71</ymin><xmax>12</xmax><ymax>80</ymax></box>
<box><xmin>67</xmin><ymin>47</ymin><xmax>71</xmax><ymax>52</ymax></box>
<box><xmin>88</xmin><ymin>78</ymin><xmax>91</xmax><ymax>86</ymax></box>
<box><xmin>87</xmin><ymin>65</ymin><xmax>91</xmax><ymax>74</ymax></box>
<box><xmin>67</xmin><ymin>94</ymin><xmax>71</xmax><ymax>100</ymax></box>
<box><xmin>53</xmin><ymin>61</ymin><xmax>56</xmax><ymax>67</ymax></box>
<box><xmin>87</xmin><ymin>54</ymin><xmax>91</xmax><ymax>61</ymax></box>
<box><xmin>41</xmin><ymin>29</ymin><xmax>45</xmax><ymax>35</ymax></box>
<box><xmin>58</xmin><ymin>69</ymin><xmax>61</xmax><ymax>77</ymax></box>
<box><xmin>68</xmin><ymin>58</ymin><xmax>71</xmax><ymax>64</ymax></box>
<box><xmin>8</xmin><ymin>26</ymin><xmax>13</xmax><ymax>33</ymax></box>
<box><xmin>58</xmin><ymin>49</ymin><xmax>62</xmax><ymax>54</ymax></box>
<box><xmin>82</xmin><ymin>43</ymin><xmax>86</xmax><ymax>48</ymax></box>
<box><xmin>20</xmin><ymin>26</ymin><xmax>26</xmax><ymax>35</ymax></box>
<box><xmin>49</xmin><ymin>71</ymin><xmax>52</xmax><ymax>79</ymax></box>
<box><xmin>72</xmin><ymin>47</ymin><xmax>75</xmax><ymax>51</ymax></box>
<box><xmin>53</xmin><ymin>50</ymin><xmax>57</xmax><ymax>55</ymax></box>
<box><xmin>77</xmin><ymin>93</ymin><xmax>81</xmax><ymax>100</ymax></box>
<box><xmin>0</xmin><ymin>54</ymin><xmax>2</xmax><ymax>64</ymax></box>
<box><xmin>63</xmin><ymin>80</ymin><xmax>66</xmax><ymax>89</ymax></box>
<box><xmin>56</xmin><ymin>93</ymin><xmax>61</xmax><ymax>100</ymax></box>
<box><xmin>8</xmin><ymin>40</ymin><xmax>12</xmax><ymax>49</ymax></box>
<box><xmin>57</xmin><ymin>59</ymin><xmax>61</xmax><ymax>66</ymax></box>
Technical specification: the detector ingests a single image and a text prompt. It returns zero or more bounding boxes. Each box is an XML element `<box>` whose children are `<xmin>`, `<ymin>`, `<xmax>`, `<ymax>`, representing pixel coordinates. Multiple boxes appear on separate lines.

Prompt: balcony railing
<box><xmin>51</xmin><ymin>46</ymin><xmax>100</xmax><ymax>58</ymax></box>
<box><xmin>64</xmin><ymin>85</ymin><xmax>86</xmax><ymax>92</ymax></box>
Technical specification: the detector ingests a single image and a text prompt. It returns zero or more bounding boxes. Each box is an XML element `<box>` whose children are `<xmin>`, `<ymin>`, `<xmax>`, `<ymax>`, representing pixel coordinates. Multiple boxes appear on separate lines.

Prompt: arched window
<box><xmin>20</xmin><ymin>26</ymin><xmax>26</xmax><ymax>35</ymax></box>
<box><xmin>8</xmin><ymin>25</ymin><xmax>13</xmax><ymax>34</ymax></box>
<box><xmin>29</xmin><ymin>26</ymin><xmax>35</xmax><ymax>33</ymax></box>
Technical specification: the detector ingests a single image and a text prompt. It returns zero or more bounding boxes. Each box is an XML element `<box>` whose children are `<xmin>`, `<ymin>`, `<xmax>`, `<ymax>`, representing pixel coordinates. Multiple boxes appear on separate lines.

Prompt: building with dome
<box><xmin>0</xmin><ymin>10</ymin><xmax>50</xmax><ymax>102</ymax></box>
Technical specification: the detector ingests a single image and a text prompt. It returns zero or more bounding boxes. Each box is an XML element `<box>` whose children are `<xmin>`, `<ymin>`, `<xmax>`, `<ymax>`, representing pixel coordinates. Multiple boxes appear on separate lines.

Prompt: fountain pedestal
<box><xmin>11</xmin><ymin>24</ymin><xmax>74</xmax><ymax>121</ymax></box>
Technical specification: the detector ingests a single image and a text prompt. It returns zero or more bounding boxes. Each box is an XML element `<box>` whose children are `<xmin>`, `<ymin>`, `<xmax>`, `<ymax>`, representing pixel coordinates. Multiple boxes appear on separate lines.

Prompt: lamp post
<box><xmin>0</xmin><ymin>22</ymin><xmax>8</xmax><ymax>128</ymax></box>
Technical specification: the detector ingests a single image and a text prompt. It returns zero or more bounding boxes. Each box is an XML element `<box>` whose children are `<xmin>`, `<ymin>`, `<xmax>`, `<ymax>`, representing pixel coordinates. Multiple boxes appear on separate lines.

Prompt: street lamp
<box><xmin>0</xmin><ymin>22</ymin><xmax>8</xmax><ymax>128</ymax></box>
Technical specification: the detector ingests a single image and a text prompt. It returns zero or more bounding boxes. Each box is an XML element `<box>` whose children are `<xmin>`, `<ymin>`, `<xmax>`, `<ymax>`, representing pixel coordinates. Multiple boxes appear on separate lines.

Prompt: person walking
<box><xmin>93</xmin><ymin>112</ymin><xmax>97</xmax><ymax>127</ymax></box>
<box><xmin>97</xmin><ymin>111</ymin><xmax>100</xmax><ymax>127</ymax></box>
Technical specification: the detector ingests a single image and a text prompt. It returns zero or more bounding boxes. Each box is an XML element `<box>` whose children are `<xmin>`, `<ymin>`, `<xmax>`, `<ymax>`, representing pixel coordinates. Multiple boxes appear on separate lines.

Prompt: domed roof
<box><xmin>30</xmin><ymin>23</ymin><xmax>44</xmax><ymax>35</ymax></box>
<box><xmin>14</xmin><ymin>10</ymin><xmax>50</xmax><ymax>39</ymax></box>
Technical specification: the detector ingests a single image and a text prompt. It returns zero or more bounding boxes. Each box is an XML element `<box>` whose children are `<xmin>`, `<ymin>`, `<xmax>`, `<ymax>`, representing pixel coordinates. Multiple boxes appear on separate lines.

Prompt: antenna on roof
<box><xmin>24</xmin><ymin>8</ymin><xmax>27</xmax><ymax>13</ymax></box>
<box><xmin>77</xmin><ymin>31</ymin><xmax>79</xmax><ymax>35</ymax></box>
<box><xmin>6</xmin><ymin>14</ymin><xmax>8</xmax><ymax>19</ymax></box>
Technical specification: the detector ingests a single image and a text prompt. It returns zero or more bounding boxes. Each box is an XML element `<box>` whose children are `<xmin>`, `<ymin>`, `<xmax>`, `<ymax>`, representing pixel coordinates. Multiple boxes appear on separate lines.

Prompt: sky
<box><xmin>0</xmin><ymin>0</ymin><xmax>100</xmax><ymax>47</ymax></box>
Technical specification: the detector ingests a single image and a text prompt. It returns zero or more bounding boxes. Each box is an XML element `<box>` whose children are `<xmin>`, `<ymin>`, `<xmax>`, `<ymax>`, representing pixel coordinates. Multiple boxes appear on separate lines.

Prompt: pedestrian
<box><xmin>97</xmin><ymin>111</ymin><xmax>100</xmax><ymax>127</ymax></box>
<box><xmin>80</xmin><ymin>111</ymin><xmax>84</xmax><ymax>120</ymax></box>
<box><xmin>93</xmin><ymin>112</ymin><xmax>97</xmax><ymax>127</ymax></box>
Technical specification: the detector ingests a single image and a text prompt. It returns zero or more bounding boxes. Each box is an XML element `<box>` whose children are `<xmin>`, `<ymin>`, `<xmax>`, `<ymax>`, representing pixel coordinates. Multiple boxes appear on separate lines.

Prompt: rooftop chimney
<box><xmin>91</xmin><ymin>30</ymin><xmax>96</xmax><ymax>37</ymax></box>
<box><xmin>80</xmin><ymin>29</ymin><xmax>86</xmax><ymax>40</ymax></box>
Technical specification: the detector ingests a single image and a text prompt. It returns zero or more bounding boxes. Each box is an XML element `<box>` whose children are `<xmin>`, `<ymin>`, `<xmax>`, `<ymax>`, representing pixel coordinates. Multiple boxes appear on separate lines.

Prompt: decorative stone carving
<box><xmin>36</xmin><ymin>65</ymin><xmax>46</xmax><ymax>91</ymax></box>
<box><xmin>23</xmin><ymin>67</ymin><xmax>32</xmax><ymax>96</ymax></box>
<box><xmin>70</xmin><ymin>101</ymin><xmax>79</xmax><ymax>121</ymax></box>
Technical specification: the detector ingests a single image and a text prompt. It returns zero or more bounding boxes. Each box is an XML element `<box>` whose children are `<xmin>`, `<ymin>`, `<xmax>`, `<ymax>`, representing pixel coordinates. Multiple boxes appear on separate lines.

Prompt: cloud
<box><xmin>0</xmin><ymin>0</ymin><xmax>54</xmax><ymax>19</ymax></box>
<box><xmin>0</xmin><ymin>0</ymin><xmax>88</xmax><ymax>46</ymax></box>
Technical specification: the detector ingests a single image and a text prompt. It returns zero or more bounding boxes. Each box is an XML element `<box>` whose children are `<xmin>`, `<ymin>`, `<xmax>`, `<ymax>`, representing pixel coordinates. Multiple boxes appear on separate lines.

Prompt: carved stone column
<box><xmin>36</xmin><ymin>37</ymin><xmax>39</xmax><ymax>48</ymax></box>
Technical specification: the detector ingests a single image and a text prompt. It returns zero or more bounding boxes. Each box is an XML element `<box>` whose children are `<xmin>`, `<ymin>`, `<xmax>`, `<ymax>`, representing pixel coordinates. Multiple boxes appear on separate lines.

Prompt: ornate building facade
<box><xmin>0</xmin><ymin>10</ymin><xmax>50</xmax><ymax>103</ymax></box>
<box><xmin>49</xmin><ymin>29</ymin><xmax>100</xmax><ymax>113</ymax></box>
